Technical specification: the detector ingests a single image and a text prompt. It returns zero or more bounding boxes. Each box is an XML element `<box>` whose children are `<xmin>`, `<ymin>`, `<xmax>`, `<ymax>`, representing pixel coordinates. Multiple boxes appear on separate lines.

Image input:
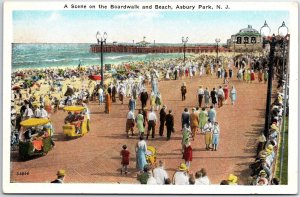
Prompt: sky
<box><xmin>13</xmin><ymin>10</ymin><xmax>289</xmax><ymax>44</ymax></box>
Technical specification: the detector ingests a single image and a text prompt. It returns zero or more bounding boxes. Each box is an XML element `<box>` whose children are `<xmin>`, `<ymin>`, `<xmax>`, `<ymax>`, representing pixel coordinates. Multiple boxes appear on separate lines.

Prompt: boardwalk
<box><xmin>11</xmin><ymin>69</ymin><xmax>267</xmax><ymax>184</ymax></box>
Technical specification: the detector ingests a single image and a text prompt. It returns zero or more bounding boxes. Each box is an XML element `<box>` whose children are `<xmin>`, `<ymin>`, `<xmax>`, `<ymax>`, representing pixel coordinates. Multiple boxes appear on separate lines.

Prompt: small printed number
<box><xmin>16</xmin><ymin>171</ymin><xmax>29</xmax><ymax>175</ymax></box>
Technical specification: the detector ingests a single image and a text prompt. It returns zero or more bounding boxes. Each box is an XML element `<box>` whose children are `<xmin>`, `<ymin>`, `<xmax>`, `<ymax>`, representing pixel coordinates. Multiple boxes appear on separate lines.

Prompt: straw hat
<box><xmin>259</xmin><ymin>170</ymin><xmax>266</xmax><ymax>176</ymax></box>
<box><xmin>266</xmin><ymin>144</ymin><xmax>274</xmax><ymax>152</ymax></box>
<box><xmin>178</xmin><ymin>163</ymin><xmax>188</xmax><ymax>171</ymax></box>
<box><xmin>57</xmin><ymin>170</ymin><xmax>65</xmax><ymax>176</ymax></box>
<box><xmin>228</xmin><ymin>174</ymin><xmax>238</xmax><ymax>183</ymax></box>
<box><xmin>270</xmin><ymin>124</ymin><xmax>279</xmax><ymax>131</ymax></box>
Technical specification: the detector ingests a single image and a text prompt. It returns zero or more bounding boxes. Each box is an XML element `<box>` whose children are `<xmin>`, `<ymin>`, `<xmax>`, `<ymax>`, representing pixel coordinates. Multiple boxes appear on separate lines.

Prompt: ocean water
<box><xmin>12</xmin><ymin>43</ymin><xmax>193</xmax><ymax>70</ymax></box>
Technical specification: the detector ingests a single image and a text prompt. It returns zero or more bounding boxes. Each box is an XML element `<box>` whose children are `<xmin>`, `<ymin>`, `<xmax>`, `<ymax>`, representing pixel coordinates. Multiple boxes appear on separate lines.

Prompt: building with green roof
<box><xmin>227</xmin><ymin>25</ymin><xmax>263</xmax><ymax>52</ymax></box>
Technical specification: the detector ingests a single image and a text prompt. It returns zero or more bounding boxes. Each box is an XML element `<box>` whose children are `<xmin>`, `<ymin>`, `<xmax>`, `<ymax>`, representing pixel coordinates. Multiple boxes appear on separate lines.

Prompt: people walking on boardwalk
<box><xmin>120</xmin><ymin>145</ymin><xmax>130</xmax><ymax>175</ymax></box>
<box><xmin>128</xmin><ymin>96</ymin><xmax>136</xmax><ymax>112</ymax></box>
<box><xmin>165</xmin><ymin>109</ymin><xmax>174</xmax><ymax>140</ymax></box>
<box><xmin>119</xmin><ymin>82</ymin><xmax>126</xmax><ymax>104</ymax></box>
<box><xmin>98</xmin><ymin>87</ymin><xmax>104</xmax><ymax>105</ymax></box>
<box><xmin>111</xmin><ymin>84</ymin><xmax>117</xmax><ymax>102</ymax></box>
<box><xmin>181</xmin><ymin>125</ymin><xmax>191</xmax><ymax>155</ymax></box>
<box><xmin>263</xmin><ymin>69</ymin><xmax>268</xmax><ymax>84</ymax></box>
<box><xmin>183</xmin><ymin>142</ymin><xmax>193</xmax><ymax>169</ymax></box>
<box><xmin>125</xmin><ymin>109</ymin><xmax>135</xmax><ymax>138</ymax></box>
<box><xmin>181</xmin><ymin>82</ymin><xmax>187</xmax><ymax>101</ymax></box>
<box><xmin>153</xmin><ymin>160</ymin><xmax>169</xmax><ymax>185</ymax></box>
<box><xmin>204</xmin><ymin>87</ymin><xmax>210</xmax><ymax>107</ymax></box>
<box><xmin>197</xmin><ymin>85</ymin><xmax>204</xmax><ymax>108</ymax></box>
<box><xmin>147</xmin><ymin>108</ymin><xmax>157</xmax><ymax>139</ymax></box>
<box><xmin>210</xmin><ymin>88</ymin><xmax>218</xmax><ymax>108</ymax></box>
<box><xmin>136</xmin><ymin>136</ymin><xmax>147</xmax><ymax>172</ymax></box>
<box><xmin>223</xmin><ymin>69</ymin><xmax>229</xmax><ymax>84</ymax></box>
<box><xmin>258</xmin><ymin>69</ymin><xmax>263</xmax><ymax>83</ymax></box>
<box><xmin>155</xmin><ymin>92</ymin><xmax>162</xmax><ymax>111</ymax></box>
<box><xmin>181</xmin><ymin>108</ymin><xmax>190</xmax><ymax>129</ymax></box>
<box><xmin>136</xmin><ymin>110</ymin><xmax>145</xmax><ymax>137</ymax></box>
<box><xmin>159</xmin><ymin>105</ymin><xmax>167</xmax><ymax>137</ymax></box>
<box><xmin>223</xmin><ymin>85</ymin><xmax>229</xmax><ymax>104</ymax></box>
<box><xmin>104</xmin><ymin>90</ymin><xmax>111</xmax><ymax>113</ymax></box>
<box><xmin>230</xmin><ymin>86</ymin><xmax>237</xmax><ymax>105</ymax></box>
<box><xmin>208</xmin><ymin>106</ymin><xmax>216</xmax><ymax>123</ymax></box>
<box><xmin>250</xmin><ymin>69</ymin><xmax>255</xmax><ymax>82</ymax></box>
<box><xmin>190</xmin><ymin>108</ymin><xmax>199</xmax><ymax>140</ymax></box>
<box><xmin>203</xmin><ymin>119</ymin><xmax>213</xmax><ymax>150</ymax></box>
<box><xmin>150</xmin><ymin>90</ymin><xmax>156</xmax><ymax>109</ymax></box>
<box><xmin>140</xmin><ymin>89</ymin><xmax>148</xmax><ymax>109</ymax></box>
<box><xmin>217</xmin><ymin>86</ymin><xmax>225</xmax><ymax>108</ymax></box>
<box><xmin>212</xmin><ymin>122</ymin><xmax>220</xmax><ymax>151</ymax></box>
<box><xmin>199</xmin><ymin>107</ymin><xmax>208</xmax><ymax>134</ymax></box>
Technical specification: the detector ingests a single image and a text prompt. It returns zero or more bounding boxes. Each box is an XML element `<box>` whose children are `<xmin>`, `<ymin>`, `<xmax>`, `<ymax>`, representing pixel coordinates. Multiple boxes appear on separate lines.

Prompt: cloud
<box><xmin>47</xmin><ymin>12</ymin><xmax>61</xmax><ymax>22</ymax></box>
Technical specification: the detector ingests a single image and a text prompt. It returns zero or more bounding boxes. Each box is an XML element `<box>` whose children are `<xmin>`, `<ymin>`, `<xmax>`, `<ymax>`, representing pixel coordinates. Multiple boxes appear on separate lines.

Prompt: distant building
<box><xmin>227</xmin><ymin>25</ymin><xmax>263</xmax><ymax>52</ymax></box>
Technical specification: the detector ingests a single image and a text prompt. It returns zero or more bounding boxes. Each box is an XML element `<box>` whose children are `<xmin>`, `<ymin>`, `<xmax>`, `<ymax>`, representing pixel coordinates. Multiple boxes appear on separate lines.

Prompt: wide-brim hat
<box><xmin>228</xmin><ymin>174</ymin><xmax>238</xmax><ymax>183</ymax></box>
<box><xmin>259</xmin><ymin>170</ymin><xmax>266</xmax><ymax>176</ymax></box>
<box><xmin>57</xmin><ymin>169</ymin><xmax>65</xmax><ymax>176</ymax></box>
<box><xmin>270</xmin><ymin>124</ymin><xmax>279</xmax><ymax>131</ymax></box>
<box><xmin>178</xmin><ymin>163</ymin><xmax>188</xmax><ymax>171</ymax></box>
<box><xmin>266</xmin><ymin>144</ymin><xmax>274</xmax><ymax>153</ymax></box>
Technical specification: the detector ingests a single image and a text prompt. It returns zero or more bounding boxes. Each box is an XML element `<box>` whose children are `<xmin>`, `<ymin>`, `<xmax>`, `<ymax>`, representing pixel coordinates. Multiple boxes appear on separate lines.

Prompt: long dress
<box><xmin>136</xmin><ymin>114</ymin><xmax>144</xmax><ymax>135</ymax></box>
<box><xmin>230</xmin><ymin>88</ymin><xmax>237</xmax><ymax>103</ymax></box>
<box><xmin>204</xmin><ymin>90</ymin><xmax>210</xmax><ymax>106</ymax></box>
<box><xmin>150</xmin><ymin>95</ymin><xmax>156</xmax><ymax>108</ymax></box>
<box><xmin>199</xmin><ymin>110</ymin><xmax>208</xmax><ymax>129</ymax></box>
<box><xmin>105</xmin><ymin>93</ymin><xmax>111</xmax><ymax>113</ymax></box>
<box><xmin>250</xmin><ymin>71</ymin><xmax>255</xmax><ymax>81</ymax></box>
<box><xmin>223</xmin><ymin>87</ymin><xmax>229</xmax><ymax>100</ymax></box>
<box><xmin>136</xmin><ymin>140</ymin><xmax>147</xmax><ymax>171</ymax></box>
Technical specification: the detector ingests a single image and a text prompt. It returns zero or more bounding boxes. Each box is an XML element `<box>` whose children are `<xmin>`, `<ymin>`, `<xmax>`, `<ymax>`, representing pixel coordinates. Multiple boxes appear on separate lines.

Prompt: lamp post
<box><xmin>260</xmin><ymin>21</ymin><xmax>288</xmax><ymax>139</ymax></box>
<box><xmin>232</xmin><ymin>38</ymin><xmax>237</xmax><ymax>66</ymax></box>
<box><xmin>215</xmin><ymin>38</ymin><xmax>221</xmax><ymax>64</ymax></box>
<box><xmin>182</xmin><ymin>36</ymin><xmax>189</xmax><ymax>65</ymax></box>
<box><xmin>277</xmin><ymin>21</ymin><xmax>289</xmax><ymax>181</ymax></box>
<box><xmin>96</xmin><ymin>31</ymin><xmax>107</xmax><ymax>87</ymax></box>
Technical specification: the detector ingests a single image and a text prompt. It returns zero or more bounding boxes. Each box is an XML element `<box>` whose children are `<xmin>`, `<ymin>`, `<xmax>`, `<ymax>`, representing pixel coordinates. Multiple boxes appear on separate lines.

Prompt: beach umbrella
<box><xmin>12</xmin><ymin>86</ymin><xmax>21</xmax><ymax>91</ymax></box>
<box><xmin>16</xmin><ymin>73</ymin><xmax>25</xmax><ymax>77</ymax></box>
<box><xmin>88</xmin><ymin>75</ymin><xmax>102</xmax><ymax>81</ymax></box>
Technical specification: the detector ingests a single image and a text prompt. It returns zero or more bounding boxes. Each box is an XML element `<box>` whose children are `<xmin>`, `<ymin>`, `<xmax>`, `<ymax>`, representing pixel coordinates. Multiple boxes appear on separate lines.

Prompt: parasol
<box><xmin>12</xmin><ymin>86</ymin><xmax>21</xmax><ymax>91</ymax></box>
<box><xmin>88</xmin><ymin>75</ymin><xmax>102</xmax><ymax>81</ymax></box>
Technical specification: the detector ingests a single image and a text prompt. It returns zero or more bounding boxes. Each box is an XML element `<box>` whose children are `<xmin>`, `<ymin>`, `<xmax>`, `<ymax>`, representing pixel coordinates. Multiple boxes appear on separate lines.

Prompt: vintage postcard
<box><xmin>2</xmin><ymin>0</ymin><xmax>298</xmax><ymax>194</ymax></box>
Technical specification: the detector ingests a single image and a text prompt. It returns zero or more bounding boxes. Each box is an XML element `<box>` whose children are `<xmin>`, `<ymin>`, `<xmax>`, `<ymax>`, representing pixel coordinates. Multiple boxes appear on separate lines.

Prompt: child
<box><xmin>120</xmin><ymin>145</ymin><xmax>130</xmax><ymax>175</ymax></box>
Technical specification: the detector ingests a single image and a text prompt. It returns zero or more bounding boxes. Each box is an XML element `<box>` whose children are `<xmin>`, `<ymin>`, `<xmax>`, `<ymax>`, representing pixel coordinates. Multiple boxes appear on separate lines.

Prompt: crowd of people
<box><xmin>11</xmin><ymin>52</ymin><xmax>287</xmax><ymax>185</ymax></box>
